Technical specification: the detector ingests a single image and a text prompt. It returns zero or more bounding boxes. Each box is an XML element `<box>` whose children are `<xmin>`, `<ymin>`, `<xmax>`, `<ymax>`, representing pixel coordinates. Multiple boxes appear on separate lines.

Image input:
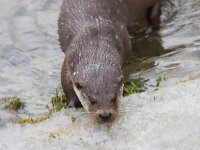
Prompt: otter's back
<box><xmin>58</xmin><ymin>0</ymin><xmax>157</xmax><ymax>53</ymax></box>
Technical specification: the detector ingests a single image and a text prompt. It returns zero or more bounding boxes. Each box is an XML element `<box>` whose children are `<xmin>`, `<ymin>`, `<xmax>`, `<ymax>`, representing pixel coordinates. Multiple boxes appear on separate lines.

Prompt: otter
<box><xmin>58</xmin><ymin>0</ymin><xmax>161</xmax><ymax>123</ymax></box>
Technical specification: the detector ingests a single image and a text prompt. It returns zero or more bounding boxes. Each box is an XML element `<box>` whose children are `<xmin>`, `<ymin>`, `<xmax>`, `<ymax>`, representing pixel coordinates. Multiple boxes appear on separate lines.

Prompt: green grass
<box><xmin>156</xmin><ymin>76</ymin><xmax>162</xmax><ymax>87</ymax></box>
<box><xmin>16</xmin><ymin>115</ymin><xmax>50</xmax><ymax>124</ymax></box>
<box><xmin>123</xmin><ymin>78</ymin><xmax>148</xmax><ymax>96</ymax></box>
<box><xmin>49</xmin><ymin>88</ymin><xmax>68</xmax><ymax>112</ymax></box>
<box><xmin>0</xmin><ymin>97</ymin><xmax>24</xmax><ymax>111</ymax></box>
<box><xmin>155</xmin><ymin>75</ymin><xmax>166</xmax><ymax>89</ymax></box>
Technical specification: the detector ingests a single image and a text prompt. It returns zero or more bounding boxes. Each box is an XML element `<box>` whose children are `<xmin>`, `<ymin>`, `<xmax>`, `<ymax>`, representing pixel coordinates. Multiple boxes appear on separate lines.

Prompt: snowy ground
<box><xmin>1</xmin><ymin>76</ymin><xmax>200</xmax><ymax>150</ymax></box>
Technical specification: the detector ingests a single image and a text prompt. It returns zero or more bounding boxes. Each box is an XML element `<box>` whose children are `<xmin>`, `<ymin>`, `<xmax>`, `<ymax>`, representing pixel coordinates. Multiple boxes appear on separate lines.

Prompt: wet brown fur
<box><xmin>58</xmin><ymin>0</ymin><xmax>161</xmax><ymax>123</ymax></box>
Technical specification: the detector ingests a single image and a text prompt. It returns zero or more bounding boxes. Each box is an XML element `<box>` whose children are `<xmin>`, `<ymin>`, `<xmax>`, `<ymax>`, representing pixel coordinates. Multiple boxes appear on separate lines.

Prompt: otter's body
<box><xmin>58</xmin><ymin>0</ymin><xmax>160</xmax><ymax>123</ymax></box>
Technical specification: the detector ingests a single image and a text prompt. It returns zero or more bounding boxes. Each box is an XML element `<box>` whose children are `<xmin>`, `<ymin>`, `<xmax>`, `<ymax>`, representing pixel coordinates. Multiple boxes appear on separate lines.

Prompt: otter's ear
<box><xmin>75</xmin><ymin>81</ymin><xmax>83</xmax><ymax>90</ymax></box>
<box><xmin>117</xmin><ymin>75</ymin><xmax>124</xmax><ymax>83</ymax></box>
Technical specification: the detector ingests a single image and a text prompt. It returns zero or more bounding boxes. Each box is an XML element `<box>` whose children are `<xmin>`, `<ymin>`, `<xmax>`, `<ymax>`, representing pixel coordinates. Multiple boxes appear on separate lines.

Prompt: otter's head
<box><xmin>71</xmin><ymin>64</ymin><xmax>123</xmax><ymax>123</ymax></box>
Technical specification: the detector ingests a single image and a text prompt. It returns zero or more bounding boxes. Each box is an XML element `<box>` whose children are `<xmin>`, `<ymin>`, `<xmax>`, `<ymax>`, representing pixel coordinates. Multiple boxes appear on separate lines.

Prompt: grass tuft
<box><xmin>123</xmin><ymin>78</ymin><xmax>148</xmax><ymax>96</ymax></box>
<box><xmin>0</xmin><ymin>97</ymin><xmax>24</xmax><ymax>111</ymax></box>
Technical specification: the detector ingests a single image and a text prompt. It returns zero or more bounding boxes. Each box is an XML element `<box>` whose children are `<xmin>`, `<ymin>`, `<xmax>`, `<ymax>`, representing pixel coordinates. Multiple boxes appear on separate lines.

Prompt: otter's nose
<box><xmin>99</xmin><ymin>112</ymin><xmax>111</xmax><ymax>121</ymax></box>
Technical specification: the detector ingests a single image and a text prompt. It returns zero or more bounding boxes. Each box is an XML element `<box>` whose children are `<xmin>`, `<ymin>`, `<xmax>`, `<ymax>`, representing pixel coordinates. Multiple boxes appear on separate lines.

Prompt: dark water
<box><xmin>127</xmin><ymin>0</ymin><xmax>200</xmax><ymax>81</ymax></box>
<box><xmin>0</xmin><ymin>0</ymin><xmax>200</xmax><ymax>125</ymax></box>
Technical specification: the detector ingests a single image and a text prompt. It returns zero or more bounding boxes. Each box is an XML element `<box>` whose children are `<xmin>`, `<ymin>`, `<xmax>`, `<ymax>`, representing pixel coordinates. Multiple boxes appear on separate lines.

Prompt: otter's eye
<box><xmin>111</xmin><ymin>95</ymin><xmax>117</xmax><ymax>103</ymax></box>
<box><xmin>75</xmin><ymin>82</ymin><xmax>82</xmax><ymax>90</ymax></box>
<box><xmin>90</xmin><ymin>99</ymin><xmax>96</xmax><ymax>105</ymax></box>
<box><xmin>111</xmin><ymin>98</ymin><xmax>116</xmax><ymax>103</ymax></box>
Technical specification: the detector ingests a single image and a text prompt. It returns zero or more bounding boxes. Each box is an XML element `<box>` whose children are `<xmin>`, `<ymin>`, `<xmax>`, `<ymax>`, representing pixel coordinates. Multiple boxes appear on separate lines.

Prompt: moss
<box><xmin>123</xmin><ymin>78</ymin><xmax>148</xmax><ymax>96</ymax></box>
<box><xmin>0</xmin><ymin>97</ymin><xmax>24</xmax><ymax>111</ymax></box>
<box><xmin>16</xmin><ymin>114</ymin><xmax>50</xmax><ymax>124</ymax></box>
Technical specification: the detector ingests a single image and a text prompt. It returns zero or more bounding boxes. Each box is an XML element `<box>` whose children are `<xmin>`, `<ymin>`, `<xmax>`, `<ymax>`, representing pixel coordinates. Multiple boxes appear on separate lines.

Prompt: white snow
<box><xmin>0</xmin><ymin>76</ymin><xmax>200</xmax><ymax>150</ymax></box>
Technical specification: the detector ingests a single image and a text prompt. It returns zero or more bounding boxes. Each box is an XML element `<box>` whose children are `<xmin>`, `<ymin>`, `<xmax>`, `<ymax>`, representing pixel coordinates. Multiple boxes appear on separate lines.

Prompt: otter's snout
<box><xmin>99</xmin><ymin>112</ymin><xmax>112</xmax><ymax>122</ymax></box>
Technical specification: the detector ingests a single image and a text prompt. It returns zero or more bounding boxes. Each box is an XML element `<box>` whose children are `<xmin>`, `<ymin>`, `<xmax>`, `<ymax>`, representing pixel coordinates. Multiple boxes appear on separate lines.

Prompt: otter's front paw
<box><xmin>68</xmin><ymin>97</ymin><xmax>83</xmax><ymax>108</ymax></box>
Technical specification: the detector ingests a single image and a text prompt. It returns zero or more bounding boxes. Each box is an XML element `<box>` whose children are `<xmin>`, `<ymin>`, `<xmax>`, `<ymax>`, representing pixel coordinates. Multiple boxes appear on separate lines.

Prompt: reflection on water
<box><xmin>128</xmin><ymin>0</ymin><xmax>200</xmax><ymax>80</ymax></box>
<box><xmin>0</xmin><ymin>0</ymin><xmax>200</xmax><ymax>127</ymax></box>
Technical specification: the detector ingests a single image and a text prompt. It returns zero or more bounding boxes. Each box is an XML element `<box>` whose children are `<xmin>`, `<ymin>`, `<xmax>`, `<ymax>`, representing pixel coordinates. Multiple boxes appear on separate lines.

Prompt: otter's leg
<box><xmin>61</xmin><ymin>58</ymin><xmax>83</xmax><ymax>108</ymax></box>
<box><xmin>146</xmin><ymin>1</ymin><xmax>161</xmax><ymax>30</ymax></box>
